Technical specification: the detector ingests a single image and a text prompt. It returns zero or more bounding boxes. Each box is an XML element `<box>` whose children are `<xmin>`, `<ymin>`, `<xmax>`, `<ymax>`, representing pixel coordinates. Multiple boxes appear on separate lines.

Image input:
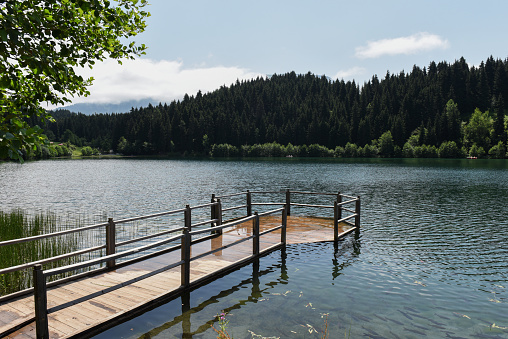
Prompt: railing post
<box><xmin>333</xmin><ymin>200</ymin><xmax>338</xmax><ymax>241</ymax></box>
<box><xmin>285</xmin><ymin>189</ymin><xmax>291</xmax><ymax>216</ymax></box>
<box><xmin>253</xmin><ymin>212</ymin><xmax>259</xmax><ymax>256</ymax></box>
<box><xmin>106</xmin><ymin>218</ymin><xmax>116</xmax><ymax>268</ymax></box>
<box><xmin>181</xmin><ymin>205</ymin><xmax>191</xmax><ymax>288</ymax></box>
<box><xmin>246</xmin><ymin>190</ymin><xmax>252</xmax><ymax>216</ymax></box>
<box><xmin>355</xmin><ymin>196</ymin><xmax>361</xmax><ymax>228</ymax></box>
<box><xmin>211</xmin><ymin>194</ymin><xmax>216</xmax><ymax>227</ymax></box>
<box><xmin>215</xmin><ymin>198</ymin><xmax>222</xmax><ymax>235</ymax></box>
<box><xmin>282</xmin><ymin>206</ymin><xmax>287</xmax><ymax>246</ymax></box>
<box><xmin>337</xmin><ymin>192</ymin><xmax>342</xmax><ymax>221</ymax></box>
<box><xmin>34</xmin><ymin>264</ymin><xmax>49</xmax><ymax>339</ymax></box>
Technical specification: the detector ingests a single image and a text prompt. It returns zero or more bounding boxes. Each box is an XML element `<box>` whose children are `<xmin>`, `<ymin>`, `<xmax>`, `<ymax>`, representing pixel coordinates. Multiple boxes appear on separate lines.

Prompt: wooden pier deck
<box><xmin>0</xmin><ymin>216</ymin><xmax>356</xmax><ymax>339</ymax></box>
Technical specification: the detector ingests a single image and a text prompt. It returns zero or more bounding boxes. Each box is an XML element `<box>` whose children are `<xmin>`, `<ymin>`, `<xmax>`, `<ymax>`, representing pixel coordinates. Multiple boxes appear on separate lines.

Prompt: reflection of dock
<box><xmin>0</xmin><ymin>190</ymin><xmax>360</xmax><ymax>338</ymax></box>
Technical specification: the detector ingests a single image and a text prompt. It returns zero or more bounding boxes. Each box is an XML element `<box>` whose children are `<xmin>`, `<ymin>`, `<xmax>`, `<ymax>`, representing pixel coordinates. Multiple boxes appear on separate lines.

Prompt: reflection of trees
<box><xmin>332</xmin><ymin>231</ymin><xmax>361</xmax><ymax>280</ymax></box>
<box><xmin>137</xmin><ymin>249</ymin><xmax>288</xmax><ymax>338</ymax></box>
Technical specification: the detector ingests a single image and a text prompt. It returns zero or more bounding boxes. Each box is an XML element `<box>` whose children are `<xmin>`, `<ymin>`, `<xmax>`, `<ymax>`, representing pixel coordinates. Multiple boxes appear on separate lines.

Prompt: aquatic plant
<box><xmin>0</xmin><ymin>209</ymin><xmax>102</xmax><ymax>296</ymax></box>
<box><xmin>211</xmin><ymin>312</ymin><xmax>233</xmax><ymax>339</ymax></box>
<box><xmin>211</xmin><ymin>312</ymin><xmax>344</xmax><ymax>339</ymax></box>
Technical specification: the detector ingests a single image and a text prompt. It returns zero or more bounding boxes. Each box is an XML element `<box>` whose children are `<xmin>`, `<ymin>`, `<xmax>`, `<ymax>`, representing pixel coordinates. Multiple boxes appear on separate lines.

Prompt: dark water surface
<box><xmin>1</xmin><ymin>158</ymin><xmax>507</xmax><ymax>338</ymax></box>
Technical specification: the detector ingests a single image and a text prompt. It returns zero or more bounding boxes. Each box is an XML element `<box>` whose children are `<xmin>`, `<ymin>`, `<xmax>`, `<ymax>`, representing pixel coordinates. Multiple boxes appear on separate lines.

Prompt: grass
<box><xmin>0</xmin><ymin>209</ymin><xmax>168</xmax><ymax>297</ymax></box>
<box><xmin>0</xmin><ymin>209</ymin><xmax>104</xmax><ymax>296</ymax></box>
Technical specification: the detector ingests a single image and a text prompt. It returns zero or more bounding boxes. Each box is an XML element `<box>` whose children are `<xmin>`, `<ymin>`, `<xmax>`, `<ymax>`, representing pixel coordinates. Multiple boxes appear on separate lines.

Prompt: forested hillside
<box><xmin>42</xmin><ymin>56</ymin><xmax>508</xmax><ymax>158</ymax></box>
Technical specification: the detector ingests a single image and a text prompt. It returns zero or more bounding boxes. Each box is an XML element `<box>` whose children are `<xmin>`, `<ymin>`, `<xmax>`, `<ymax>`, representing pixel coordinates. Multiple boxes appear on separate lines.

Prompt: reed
<box><xmin>0</xmin><ymin>209</ymin><xmax>160</xmax><ymax>296</ymax></box>
<box><xmin>0</xmin><ymin>209</ymin><xmax>98</xmax><ymax>296</ymax></box>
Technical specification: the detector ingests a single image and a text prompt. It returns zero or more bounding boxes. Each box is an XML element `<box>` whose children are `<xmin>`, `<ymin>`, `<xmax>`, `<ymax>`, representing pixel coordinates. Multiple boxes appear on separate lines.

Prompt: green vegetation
<box><xmin>0</xmin><ymin>209</ymin><xmax>162</xmax><ymax>296</ymax></box>
<box><xmin>0</xmin><ymin>210</ymin><xmax>83</xmax><ymax>295</ymax></box>
<box><xmin>0</xmin><ymin>0</ymin><xmax>150</xmax><ymax>162</ymax></box>
<box><xmin>39</xmin><ymin>56</ymin><xmax>508</xmax><ymax>159</ymax></box>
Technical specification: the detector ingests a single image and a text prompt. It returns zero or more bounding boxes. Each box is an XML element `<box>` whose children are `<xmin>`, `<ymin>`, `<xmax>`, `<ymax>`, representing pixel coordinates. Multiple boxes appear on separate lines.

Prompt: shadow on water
<box><xmin>93</xmin><ymin>234</ymin><xmax>361</xmax><ymax>339</ymax></box>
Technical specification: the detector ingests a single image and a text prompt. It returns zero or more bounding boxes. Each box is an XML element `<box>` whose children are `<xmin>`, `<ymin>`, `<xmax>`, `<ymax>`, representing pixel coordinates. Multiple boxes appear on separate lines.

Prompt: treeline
<box><xmin>209</xmin><ymin>130</ymin><xmax>506</xmax><ymax>159</ymax></box>
<box><xmin>41</xmin><ymin>56</ymin><xmax>508</xmax><ymax>158</ymax></box>
<box><xmin>23</xmin><ymin>142</ymin><xmax>73</xmax><ymax>160</ymax></box>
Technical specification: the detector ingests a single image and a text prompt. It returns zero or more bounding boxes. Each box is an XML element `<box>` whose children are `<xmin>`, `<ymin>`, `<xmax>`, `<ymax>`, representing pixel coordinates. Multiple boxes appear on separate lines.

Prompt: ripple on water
<box><xmin>1</xmin><ymin>159</ymin><xmax>508</xmax><ymax>338</ymax></box>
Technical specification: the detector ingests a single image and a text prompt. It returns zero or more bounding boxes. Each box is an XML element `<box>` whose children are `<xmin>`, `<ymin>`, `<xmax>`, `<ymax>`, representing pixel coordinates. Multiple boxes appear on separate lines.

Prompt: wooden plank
<box><xmin>3</xmin><ymin>299</ymin><xmax>34</xmax><ymax>317</ymax></box>
<box><xmin>47</xmin><ymin>289</ymin><xmax>113</xmax><ymax>320</ymax></box>
<box><xmin>1</xmin><ymin>214</ymin><xmax>355</xmax><ymax>338</ymax></box>
<box><xmin>5</xmin><ymin>324</ymin><xmax>36</xmax><ymax>339</ymax></box>
<box><xmin>47</xmin><ymin>313</ymin><xmax>79</xmax><ymax>336</ymax></box>
<box><xmin>57</xmin><ymin>284</ymin><xmax>133</xmax><ymax>313</ymax></box>
<box><xmin>91</xmin><ymin>270</ymin><xmax>174</xmax><ymax>296</ymax></box>
<box><xmin>0</xmin><ymin>308</ymin><xmax>20</xmax><ymax>325</ymax></box>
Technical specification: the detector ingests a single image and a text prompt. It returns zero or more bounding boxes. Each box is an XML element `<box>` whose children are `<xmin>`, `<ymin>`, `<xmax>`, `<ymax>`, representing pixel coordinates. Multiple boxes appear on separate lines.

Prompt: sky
<box><xmin>59</xmin><ymin>0</ymin><xmax>508</xmax><ymax>109</ymax></box>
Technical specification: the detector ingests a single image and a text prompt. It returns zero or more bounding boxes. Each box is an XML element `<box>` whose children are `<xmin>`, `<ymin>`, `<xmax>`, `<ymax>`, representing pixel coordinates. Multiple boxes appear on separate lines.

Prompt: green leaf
<box><xmin>0</xmin><ymin>29</ymin><xmax>7</xmax><ymax>41</ymax></box>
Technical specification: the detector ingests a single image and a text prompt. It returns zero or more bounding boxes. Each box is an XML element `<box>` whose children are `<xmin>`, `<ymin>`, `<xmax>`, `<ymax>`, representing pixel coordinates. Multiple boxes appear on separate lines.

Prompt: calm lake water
<box><xmin>1</xmin><ymin>158</ymin><xmax>508</xmax><ymax>338</ymax></box>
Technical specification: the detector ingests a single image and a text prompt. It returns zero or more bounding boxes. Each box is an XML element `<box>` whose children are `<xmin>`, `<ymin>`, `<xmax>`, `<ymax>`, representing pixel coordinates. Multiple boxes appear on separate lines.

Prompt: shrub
<box><xmin>439</xmin><ymin>141</ymin><xmax>462</xmax><ymax>158</ymax></box>
<box><xmin>402</xmin><ymin>142</ymin><xmax>415</xmax><ymax>158</ymax></box>
<box><xmin>414</xmin><ymin>145</ymin><xmax>438</xmax><ymax>158</ymax></box>
<box><xmin>360</xmin><ymin>144</ymin><xmax>378</xmax><ymax>158</ymax></box>
<box><xmin>334</xmin><ymin>146</ymin><xmax>345</xmax><ymax>157</ymax></box>
<box><xmin>469</xmin><ymin>143</ymin><xmax>486</xmax><ymax>158</ymax></box>
<box><xmin>343</xmin><ymin>143</ymin><xmax>359</xmax><ymax>157</ymax></box>
<box><xmin>210</xmin><ymin>144</ymin><xmax>239</xmax><ymax>157</ymax></box>
<box><xmin>488</xmin><ymin>141</ymin><xmax>506</xmax><ymax>159</ymax></box>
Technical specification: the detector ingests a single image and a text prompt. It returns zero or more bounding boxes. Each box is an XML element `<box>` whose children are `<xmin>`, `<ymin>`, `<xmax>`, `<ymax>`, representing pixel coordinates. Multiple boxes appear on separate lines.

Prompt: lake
<box><xmin>1</xmin><ymin>158</ymin><xmax>508</xmax><ymax>338</ymax></box>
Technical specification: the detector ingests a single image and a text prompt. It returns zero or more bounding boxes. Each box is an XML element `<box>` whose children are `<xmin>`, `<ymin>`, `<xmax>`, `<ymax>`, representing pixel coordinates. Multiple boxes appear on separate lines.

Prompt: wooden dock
<box><xmin>0</xmin><ymin>190</ymin><xmax>360</xmax><ymax>339</ymax></box>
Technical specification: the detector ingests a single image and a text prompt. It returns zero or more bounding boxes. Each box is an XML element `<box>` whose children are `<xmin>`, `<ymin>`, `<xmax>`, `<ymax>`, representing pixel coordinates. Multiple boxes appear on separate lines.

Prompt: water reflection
<box><xmin>2</xmin><ymin>159</ymin><xmax>507</xmax><ymax>337</ymax></box>
<box><xmin>95</xmin><ymin>235</ymin><xmax>361</xmax><ymax>339</ymax></box>
<box><xmin>131</xmin><ymin>254</ymin><xmax>288</xmax><ymax>338</ymax></box>
<box><xmin>332</xmin><ymin>230</ymin><xmax>361</xmax><ymax>280</ymax></box>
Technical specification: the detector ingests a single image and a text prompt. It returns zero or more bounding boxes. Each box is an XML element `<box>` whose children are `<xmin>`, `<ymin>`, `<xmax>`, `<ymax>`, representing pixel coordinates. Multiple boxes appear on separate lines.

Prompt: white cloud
<box><xmin>64</xmin><ymin>58</ymin><xmax>263</xmax><ymax>105</ymax></box>
<box><xmin>355</xmin><ymin>32</ymin><xmax>449</xmax><ymax>59</ymax></box>
<box><xmin>332</xmin><ymin>67</ymin><xmax>367</xmax><ymax>80</ymax></box>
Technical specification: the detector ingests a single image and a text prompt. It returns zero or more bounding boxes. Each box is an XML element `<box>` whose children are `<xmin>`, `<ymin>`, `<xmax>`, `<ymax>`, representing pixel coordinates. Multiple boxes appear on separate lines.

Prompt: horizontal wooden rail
<box><xmin>337</xmin><ymin>226</ymin><xmax>358</xmax><ymax>238</ymax></box>
<box><xmin>0</xmin><ymin>221</ymin><xmax>109</xmax><ymax>247</ymax></box>
<box><xmin>222</xmin><ymin>204</ymin><xmax>247</xmax><ymax>212</ymax></box>
<box><xmin>116</xmin><ymin>227</ymin><xmax>186</xmax><ymax>247</ymax></box>
<box><xmin>259</xmin><ymin>225</ymin><xmax>283</xmax><ymax>237</ymax></box>
<box><xmin>340</xmin><ymin>193</ymin><xmax>358</xmax><ymax>200</ymax></box>
<box><xmin>341</xmin><ymin>207</ymin><xmax>356</xmax><ymax>214</ymax></box>
<box><xmin>0</xmin><ymin>244</ymin><xmax>106</xmax><ymax>275</ymax></box>
<box><xmin>45</xmin><ymin>234</ymin><xmax>184</xmax><ymax>277</ymax></box>
<box><xmin>290</xmin><ymin>191</ymin><xmax>337</xmax><ymax>196</ymax></box>
<box><xmin>114</xmin><ymin>208</ymin><xmax>186</xmax><ymax>224</ymax></box>
<box><xmin>114</xmin><ymin>243</ymin><xmax>181</xmax><ymax>269</ymax></box>
<box><xmin>189</xmin><ymin>202</ymin><xmax>218</xmax><ymax>210</ymax></box>
<box><xmin>337</xmin><ymin>198</ymin><xmax>358</xmax><ymax>206</ymax></box>
<box><xmin>290</xmin><ymin>203</ymin><xmax>334</xmax><ymax>209</ymax></box>
<box><xmin>337</xmin><ymin>214</ymin><xmax>357</xmax><ymax>224</ymax></box>
<box><xmin>251</xmin><ymin>202</ymin><xmax>285</xmax><ymax>206</ymax></box>
<box><xmin>190</xmin><ymin>235</ymin><xmax>254</xmax><ymax>262</ymax></box>
<box><xmin>190</xmin><ymin>219</ymin><xmax>218</xmax><ymax>228</ymax></box>
<box><xmin>214</xmin><ymin>192</ymin><xmax>247</xmax><ymax>199</ymax></box>
<box><xmin>248</xmin><ymin>191</ymin><xmax>282</xmax><ymax>194</ymax></box>
<box><xmin>190</xmin><ymin>215</ymin><xmax>257</xmax><ymax>236</ymax></box>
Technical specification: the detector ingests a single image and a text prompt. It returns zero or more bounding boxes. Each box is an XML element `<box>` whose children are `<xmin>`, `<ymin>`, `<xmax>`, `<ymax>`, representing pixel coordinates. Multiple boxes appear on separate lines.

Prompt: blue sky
<box><xmin>64</xmin><ymin>0</ymin><xmax>508</xmax><ymax>107</ymax></box>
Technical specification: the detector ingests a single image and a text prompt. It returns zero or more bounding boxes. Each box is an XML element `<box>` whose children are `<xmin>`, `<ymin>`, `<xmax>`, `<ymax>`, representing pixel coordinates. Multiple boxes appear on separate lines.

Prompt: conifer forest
<box><xmin>39</xmin><ymin>56</ymin><xmax>508</xmax><ymax>159</ymax></box>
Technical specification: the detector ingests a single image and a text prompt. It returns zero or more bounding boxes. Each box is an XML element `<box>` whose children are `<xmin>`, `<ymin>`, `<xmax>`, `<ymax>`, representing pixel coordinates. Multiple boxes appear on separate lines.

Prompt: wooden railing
<box><xmin>215</xmin><ymin>189</ymin><xmax>361</xmax><ymax>241</ymax></box>
<box><xmin>32</xmin><ymin>206</ymin><xmax>287</xmax><ymax>339</ymax></box>
<box><xmin>0</xmin><ymin>189</ymin><xmax>360</xmax><ymax>338</ymax></box>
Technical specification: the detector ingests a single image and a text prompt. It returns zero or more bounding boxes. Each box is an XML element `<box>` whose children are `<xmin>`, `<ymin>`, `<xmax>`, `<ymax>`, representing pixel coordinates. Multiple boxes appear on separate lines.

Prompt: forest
<box><xmin>32</xmin><ymin>56</ymin><xmax>508</xmax><ymax>159</ymax></box>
